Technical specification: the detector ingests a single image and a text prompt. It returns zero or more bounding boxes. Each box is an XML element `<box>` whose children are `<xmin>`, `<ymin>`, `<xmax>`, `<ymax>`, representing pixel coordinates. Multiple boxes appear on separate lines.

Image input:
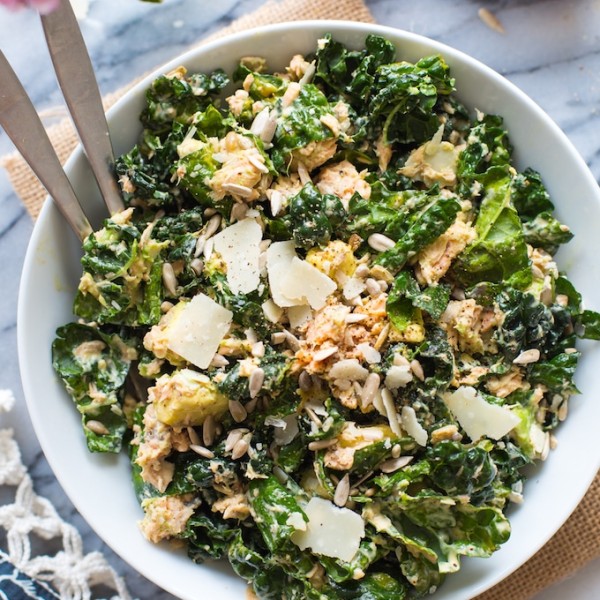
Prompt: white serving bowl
<box><xmin>18</xmin><ymin>20</ymin><xmax>600</xmax><ymax>600</ymax></box>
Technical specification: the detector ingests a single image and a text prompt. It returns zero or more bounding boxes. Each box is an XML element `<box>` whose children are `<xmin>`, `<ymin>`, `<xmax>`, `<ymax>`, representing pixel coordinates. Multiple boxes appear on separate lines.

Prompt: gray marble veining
<box><xmin>1</xmin><ymin>1</ymin><xmax>599</xmax><ymax>598</ymax></box>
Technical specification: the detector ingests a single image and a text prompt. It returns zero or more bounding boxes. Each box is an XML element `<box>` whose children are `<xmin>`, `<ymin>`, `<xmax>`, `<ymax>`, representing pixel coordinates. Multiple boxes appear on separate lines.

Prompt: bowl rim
<box><xmin>17</xmin><ymin>19</ymin><xmax>600</xmax><ymax>600</ymax></box>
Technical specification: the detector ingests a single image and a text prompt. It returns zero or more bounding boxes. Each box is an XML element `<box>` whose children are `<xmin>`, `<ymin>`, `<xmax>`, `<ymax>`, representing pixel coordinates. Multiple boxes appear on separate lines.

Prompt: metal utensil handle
<box><xmin>0</xmin><ymin>51</ymin><xmax>92</xmax><ymax>241</ymax></box>
<box><xmin>41</xmin><ymin>0</ymin><xmax>124</xmax><ymax>216</ymax></box>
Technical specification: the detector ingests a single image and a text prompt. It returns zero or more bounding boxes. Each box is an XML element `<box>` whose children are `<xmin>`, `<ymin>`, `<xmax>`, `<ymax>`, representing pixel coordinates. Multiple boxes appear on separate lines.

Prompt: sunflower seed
<box><xmin>365</xmin><ymin>278</ymin><xmax>382</xmax><ymax>297</ymax></box>
<box><xmin>305</xmin><ymin>406</ymin><xmax>323</xmax><ymax>428</ymax></box>
<box><xmin>162</xmin><ymin>263</ymin><xmax>178</xmax><ymax>296</ymax></box>
<box><xmin>230</xmin><ymin>202</ymin><xmax>248</xmax><ymax>223</ymax></box>
<box><xmin>203</xmin><ymin>207</ymin><xmax>217</xmax><ymax>217</ymax></box>
<box><xmin>245</xmin><ymin>398</ymin><xmax>259</xmax><ymax>414</ymax></box>
<box><xmin>250</xmin><ymin>107</ymin><xmax>271</xmax><ymax>140</ymax></box>
<box><xmin>194</xmin><ymin>235</ymin><xmax>206</xmax><ymax>257</ymax></box>
<box><xmin>353</xmin><ymin>265</ymin><xmax>369</xmax><ymax>280</ymax></box>
<box><xmin>222</xmin><ymin>182</ymin><xmax>255</xmax><ymax>198</ymax></box>
<box><xmin>558</xmin><ymin>399</ymin><xmax>569</xmax><ymax>422</ymax></box>
<box><xmin>187</xmin><ymin>426</ymin><xmax>201</xmax><ymax>446</ymax></box>
<box><xmin>299</xmin><ymin>370</ymin><xmax>314</xmax><ymax>391</ymax></box>
<box><xmin>307</xmin><ymin>438</ymin><xmax>338</xmax><ymax>451</ymax></box>
<box><xmin>225</xmin><ymin>428</ymin><xmax>248</xmax><ymax>452</ymax></box>
<box><xmin>345</xmin><ymin>313</ymin><xmax>368</xmax><ymax>324</ymax></box>
<box><xmin>391</xmin><ymin>444</ymin><xmax>402</xmax><ymax>459</ymax></box>
<box><xmin>297</xmin><ymin>161</ymin><xmax>311</xmax><ymax>185</ymax></box>
<box><xmin>410</xmin><ymin>359</ymin><xmax>425</xmax><ymax>381</ymax></box>
<box><xmin>249</xmin><ymin>367</ymin><xmax>265</xmax><ymax>398</ymax></box>
<box><xmin>202</xmin><ymin>415</ymin><xmax>216</xmax><ymax>447</ymax></box>
<box><xmin>282</xmin><ymin>82</ymin><xmax>301</xmax><ymax>108</ymax></box>
<box><xmin>203</xmin><ymin>237</ymin><xmax>214</xmax><ymax>260</ymax></box>
<box><xmin>190</xmin><ymin>444</ymin><xmax>215</xmax><ymax>459</ymax></box>
<box><xmin>361</xmin><ymin>372</ymin><xmax>381</xmax><ymax>407</ymax></box>
<box><xmin>269</xmin><ymin>189</ymin><xmax>285</xmax><ymax>216</ymax></box>
<box><xmin>379</xmin><ymin>456</ymin><xmax>413</xmax><ymax>473</ymax></box>
<box><xmin>513</xmin><ymin>348</ymin><xmax>541</xmax><ymax>365</ymax></box>
<box><xmin>368</xmin><ymin>233</ymin><xmax>395</xmax><ymax>252</ymax></box>
<box><xmin>283</xmin><ymin>330</ymin><xmax>301</xmax><ymax>351</ymax></box>
<box><xmin>229</xmin><ymin>399</ymin><xmax>248</xmax><ymax>423</ymax></box>
<box><xmin>87</xmin><ymin>420</ymin><xmax>109</xmax><ymax>435</ymax></box>
<box><xmin>298</xmin><ymin>61</ymin><xmax>316</xmax><ymax>85</ymax></box>
<box><xmin>190</xmin><ymin>258</ymin><xmax>204</xmax><ymax>276</ymax></box>
<box><xmin>247</xmin><ymin>153</ymin><xmax>270</xmax><ymax>173</ymax></box>
<box><xmin>210</xmin><ymin>353</ymin><xmax>229</xmax><ymax>368</ymax></box>
<box><xmin>313</xmin><ymin>346</ymin><xmax>339</xmax><ymax>362</ymax></box>
<box><xmin>232</xmin><ymin>438</ymin><xmax>250</xmax><ymax>460</ymax></box>
<box><xmin>478</xmin><ymin>7</ymin><xmax>505</xmax><ymax>34</ymax></box>
<box><xmin>160</xmin><ymin>301</ymin><xmax>174</xmax><ymax>313</ymax></box>
<box><xmin>271</xmin><ymin>331</ymin><xmax>287</xmax><ymax>345</ymax></box>
<box><xmin>374</xmin><ymin>323</ymin><xmax>391</xmax><ymax>351</ymax></box>
<box><xmin>273</xmin><ymin>465</ymin><xmax>289</xmax><ymax>484</ymax></box>
<box><xmin>334</xmin><ymin>474</ymin><xmax>351</xmax><ymax>507</ymax></box>
<box><xmin>204</xmin><ymin>213</ymin><xmax>221</xmax><ymax>238</ymax></box>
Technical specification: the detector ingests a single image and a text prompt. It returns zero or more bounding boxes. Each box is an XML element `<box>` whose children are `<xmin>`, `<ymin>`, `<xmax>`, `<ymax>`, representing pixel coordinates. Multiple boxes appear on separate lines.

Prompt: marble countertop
<box><xmin>1</xmin><ymin>0</ymin><xmax>599</xmax><ymax>598</ymax></box>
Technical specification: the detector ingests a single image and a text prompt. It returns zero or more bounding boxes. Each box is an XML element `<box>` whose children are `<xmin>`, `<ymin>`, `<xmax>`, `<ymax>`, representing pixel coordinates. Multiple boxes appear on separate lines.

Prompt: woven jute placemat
<box><xmin>3</xmin><ymin>0</ymin><xmax>599</xmax><ymax>598</ymax></box>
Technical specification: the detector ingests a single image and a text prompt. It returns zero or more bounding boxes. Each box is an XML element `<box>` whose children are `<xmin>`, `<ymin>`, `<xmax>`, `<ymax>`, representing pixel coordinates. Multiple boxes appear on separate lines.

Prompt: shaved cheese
<box><xmin>166</xmin><ymin>294</ymin><xmax>232</xmax><ymax>369</ymax></box>
<box><xmin>281</xmin><ymin>257</ymin><xmax>337</xmax><ymax>310</ymax></box>
<box><xmin>266</xmin><ymin>242</ymin><xmax>336</xmax><ymax>310</ymax></box>
<box><xmin>401</xmin><ymin>406</ymin><xmax>428</xmax><ymax>446</ymax></box>
<box><xmin>262</xmin><ymin>299</ymin><xmax>283</xmax><ymax>324</ymax></box>
<box><xmin>266</xmin><ymin>241</ymin><xmax>300</xmax><ymax>307</ymax></box>
<box><xmin>213</xmin><ymin>218</ymin><xmax>262</xmax><ymax>294</ymax></box>
<box><xmin>443</xmin><ymin>386</ymin><xmax>520</xmax><ymax>441</ymax></box>
<box><xmin>291</xmin><ymin>497</ymin><xmax>365</xmax><ymax>562</ymax></box>
<box><xmin>288</xmin><ymin>304</ymin><xmax>313</xmax><ymax>330</ymax></box>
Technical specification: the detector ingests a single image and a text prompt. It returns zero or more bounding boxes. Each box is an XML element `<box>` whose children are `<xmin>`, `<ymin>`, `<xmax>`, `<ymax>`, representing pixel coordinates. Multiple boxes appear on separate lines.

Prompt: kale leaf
<box><xmin>52</xmin><ymin>323</ymin><xmax>131</xmax><ymax>452</ymax></box>
<box><xmin>452</xmin><ymin>168</ymin><xmax>531</xmax><ymax>289</ymax></box>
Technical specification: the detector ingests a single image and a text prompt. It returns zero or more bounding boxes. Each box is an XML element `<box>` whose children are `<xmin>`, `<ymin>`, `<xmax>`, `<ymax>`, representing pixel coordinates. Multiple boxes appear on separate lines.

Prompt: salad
<box><xmin>52</xmin><ymin>34</ymin><xmax>600</xmax><ymax>599</ymax></box>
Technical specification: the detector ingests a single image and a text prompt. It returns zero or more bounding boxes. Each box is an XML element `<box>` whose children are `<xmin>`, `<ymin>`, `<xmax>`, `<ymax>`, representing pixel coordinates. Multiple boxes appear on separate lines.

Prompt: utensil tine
<box><xmin>0</xmin><ymin>51</ymin><xmax>93</xmax><ymax>241</ymax></box>
<box><xmin>41</xmin><ymin>0</ymin><xmax>124</xmax><ymax>216</ymax></box>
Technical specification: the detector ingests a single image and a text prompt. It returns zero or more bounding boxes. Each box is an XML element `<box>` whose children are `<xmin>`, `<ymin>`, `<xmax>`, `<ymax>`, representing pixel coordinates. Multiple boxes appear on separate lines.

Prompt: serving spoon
<box><xmin>0</xmin><ymin>0</ymin><xmax>123</xmax><ymax>240</ymax></box>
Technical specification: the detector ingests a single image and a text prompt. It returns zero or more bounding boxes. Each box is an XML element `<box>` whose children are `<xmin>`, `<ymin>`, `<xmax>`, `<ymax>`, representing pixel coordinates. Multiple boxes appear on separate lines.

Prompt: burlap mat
<box><xmin>3</xmin><ymin>0</ymin><xmax>599</xmax><ymax>598</ymax></box>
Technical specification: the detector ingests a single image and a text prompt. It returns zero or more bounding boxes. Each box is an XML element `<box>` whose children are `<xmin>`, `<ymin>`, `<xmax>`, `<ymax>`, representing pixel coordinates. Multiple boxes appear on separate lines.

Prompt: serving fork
<box><xmin>0</xmin><ymin>0</ymin><xmax>123</xmax><ymax>240</ymax></box>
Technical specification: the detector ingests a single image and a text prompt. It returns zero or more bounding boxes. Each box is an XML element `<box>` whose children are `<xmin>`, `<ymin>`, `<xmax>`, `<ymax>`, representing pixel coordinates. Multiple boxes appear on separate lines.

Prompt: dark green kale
<box><xmin>456</xmin><ymin>114</ymin><xmax>512</xmax><ymax>196</ymax></box>
<box><xmin>427</xmin><ymin>440</ymin><xmax>497</xmax><ymax>505</ymax></box>
<box><xmin>452</xmin><ymin>168</ymin><xmax>531</xmax><ymax>289</ymax></box>
<box><xmin>116</xmin><ymin>124</ymin><xmax>186</xmax><ymax>208</ymax></box>
<box><xmin>511</xmin><ymin>169</ymin><xmax>573</xmax><ymax>254</ymax></box>
<box><xmin>52</xmin><ymin>323</ymin><xmax>131</xmax><ymax>453</ymax></box>
<box><xmin>268</xmin><ymin>182</ymin><xmax>346</xmax><ymax>249</ymax></box>
<box><xmin>346</xmin><ymin>182</ymin><xmax>436</xmax><ymax>240</ymax></box>
<box><xmin>73</xmin><ymin>214</ymin><xmax>166</xmax><ymax>326</ymax></box>
<box><xmin>271</xmin><ymin>84</ymin><xmax>336</xmax><ymax>172</ymax></box>
<box><xmin>248</xmin><ymin>476</ymin><xmax>307</xmax><ymax>552</ymax></box>
<box><xmin>141</xmin><ymin>69</ymin><xmax>229</xmax><ymax>136</ymax></box>
<box><xmin>314</xmin><ymin>33</ymin><xmax>396</xmax><ymax>104</ymax></box>
<box><xmin>387</xmin><ymin>272</ymin><xmax>451</xmax><ymax>334</ymax></box>
<box><xmin>370</xmin><ymin>55</ymin><xmax>455</xmax><ymax>145</ymax></box>
<box><xmin>374</xmin><ymin>195</ymin><xmax>461</xmax><ymax>272</ymax></box>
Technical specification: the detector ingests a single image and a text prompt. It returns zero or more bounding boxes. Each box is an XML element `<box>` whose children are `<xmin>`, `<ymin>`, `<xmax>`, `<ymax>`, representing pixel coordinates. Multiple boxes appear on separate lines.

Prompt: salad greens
<box><xmin>52</xmin><ymin>34</ymin><xmax>600</xmax><ymax>599</ymax></box>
